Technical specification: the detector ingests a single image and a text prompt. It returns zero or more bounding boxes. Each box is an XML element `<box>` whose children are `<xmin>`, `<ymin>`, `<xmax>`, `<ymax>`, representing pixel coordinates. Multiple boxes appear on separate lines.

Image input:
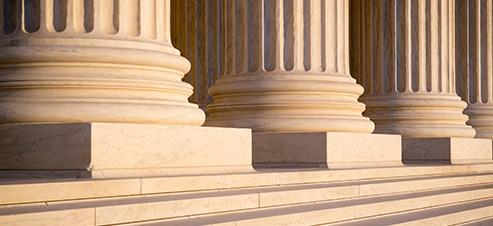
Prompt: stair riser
<box><xmin>120</xmin><ymin>187</ymin><xmax>493</xmax><ymax>226</ymax></box>
<box><xmin>4</xmin><ymin>165</ymin><xmax>493</xmax><ymax>206</ymax></box>
<box><xmin>360</xmin><ymin>174</ymin><xmax>493</xmax><ymax>196</ymax></box>
<box><xmin>3</xmin><ymin>185</ymin><xmax>493</xmax><ymax>226</ymax></box>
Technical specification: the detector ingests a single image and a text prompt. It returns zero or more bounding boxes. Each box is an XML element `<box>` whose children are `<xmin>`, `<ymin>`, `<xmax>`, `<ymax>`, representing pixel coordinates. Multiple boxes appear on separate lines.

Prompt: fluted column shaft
<box><xmin>170</xmin><ymin>0</ymin><xmax>223</xmax><ymax>110</ymax></box>
<box><xmin>0</xmin><ymin>0</ymin><xmax>204</xmax><ymax>125</ymax></box>
<box><xmin>350</xmin><ymin>0</ymin><xmax>475</xmax><ymax>138</ymax></box>
<box><xmin>456</xmin><ymin>0</ymin><xmax>493</xmax><ymax>138</ymax></box>
<box><xmin>205</xmin><ymin>0</ymin><xmax>374</xmax><ymax>133</ymax></box>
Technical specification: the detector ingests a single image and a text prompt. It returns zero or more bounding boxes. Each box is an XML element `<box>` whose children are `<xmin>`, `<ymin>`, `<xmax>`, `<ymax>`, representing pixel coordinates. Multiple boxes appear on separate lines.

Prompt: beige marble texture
<box><xmin>434</xmin><ymin>206</ymin><xmax>493</xmax><ymax>225</ymax></box>
<box><xmin>355</xmin><ymin>196</ymin><xmax>431</xmax><ymax>219</ymax></box>
<box><xmin>95</xmin><ymin>194</ymin><xmax>258</xmax><ymax>225</ymax></box>
<box><xmin>456</xmin><ymin>0</ymin><xmax>493</xmax><ymax>139</ymax></box>
<box><xmin>259</xmin><ymin>185</ymin><xmax>358</xmax><ymax>207</ymax></box>
<box><xmin>204</xmin><ymin>0</ymin><xmax>375</xmax><ymax>133</ymax></box>
<box><xmin>1</xmin><ymin>164</ymin><xmax>493</xmax><ymax>225</ymax></box>
<box><xmin>0</xmin><ymin>208</ymin><xmax>94</xmax><ymax>226</ymax></box>
<box><xmin>235</xmin><ymin>206</ymin><xmax>355</xmax><ymax>226</ymax></box>
<box><xmin>253</xmin><ymin>132</ymin><xmax>401</xmax><ymax>168</ymax></box>
<box><xmin>350</xmin><ymin>0</ymin><xmax>476</xmax><ymax>138</ymax></box>
<box><xmin>0</xmin><ymin>178</ymin><xmax>140</xmax><ymax>205</ymax></box>
<box><xmin>402</xmin><ymin>138</ymin><xmax>493</xmax><ymax>163</ymax></box>
<box><xmin>0</xmin><ymin>0</ymin><xmax>204</xmax><ymax>126</ymax></box>
<box><xmin>4</xmin><ymin>163</ymin><xmax>493</xmax><ymax>209</ymax></box>
<box><xmin>171</xmin><ymin>0</ymin><xmax>222</xmax><ymax>110</ymax></box>
<box><xmin>431</xmin><ymin>187</ymin><xmax>493</xmax><ymax>206</ymax></box>
<box><xmin>141</xmin><ymin>173</ymin><xmax>280</xmax><ymax>194</ymax></box>
<box><xmin>0</xmin><ymin>123</ymin><xmax>253</xmax><ymax>178</ymax></box>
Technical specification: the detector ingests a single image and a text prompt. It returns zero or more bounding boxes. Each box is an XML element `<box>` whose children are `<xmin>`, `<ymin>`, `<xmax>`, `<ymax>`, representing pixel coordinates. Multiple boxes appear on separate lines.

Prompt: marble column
<box><xmin>456</xmin><ymin>0</ymin><xmax>493</xmax><ymax>138</ymax></box>
<box><xmin>350</xmin><ymin>0</ymin><xmax>476</xmax><ymax>138</ymax></box>
<box><xmin>0</xmin><ymin>0</ymin><xmax>204</xmax><ymax>126</ymax></box>
<box><xmin>205</xmin><ymin>0</ymin><xmax>374</xmax><ymax>133</ymax></box>
<box><xmin>170</xmin><ymin>0</ymin><xmax>222</xmax><ymax>111</ymax></box>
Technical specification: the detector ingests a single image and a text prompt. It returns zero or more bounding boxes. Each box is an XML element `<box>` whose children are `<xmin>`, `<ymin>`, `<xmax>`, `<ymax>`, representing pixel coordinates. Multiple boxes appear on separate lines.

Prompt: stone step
<box><xmin>4</xmin><ymin>179</ymin><xmax>491</xmax><ymax>226</ymax></box>
<box><xmin>123</xmin><ymin>184</ymin><xmax>493</xmax><ymax>226</ymax></box>
<box><xmin>459</xmin><ymin>216</ymin><xmax>493</xmax><ymax>226</ymax></box>
<box><xmin>2</xmin><ymin>170</ymin><xmax>493</xmax><ymax>209</ymax></box>
<box><xmin>328</xmin><ymin>198</ymin><xmax>493</xmax><ymax>226</ymax></box>
<box><xmin>2</xmin><ymin>163</ymin><xmax>493</xmax><ymax>206</ymax></box>
<box><xmin>2</xmin><ymin>164</ymin><xmax>493</xmax><ymax>225</ymax></box>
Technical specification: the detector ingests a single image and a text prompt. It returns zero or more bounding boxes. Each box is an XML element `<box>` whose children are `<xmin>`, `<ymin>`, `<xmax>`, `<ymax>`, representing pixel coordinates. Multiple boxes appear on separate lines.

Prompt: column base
<box><xmin>402</xmin><ymin>138</ymin><xmax>493</xmax><ymax>164</ymax></box>
<box><xmin>0</xmin><ymin>123</ymin><xmax>253</xmax><ymax>178</ymax></box>
<box><xmin>252</xmin><ymin>132</ymin><xmax>402</xmax><ymax>169</ymax></box>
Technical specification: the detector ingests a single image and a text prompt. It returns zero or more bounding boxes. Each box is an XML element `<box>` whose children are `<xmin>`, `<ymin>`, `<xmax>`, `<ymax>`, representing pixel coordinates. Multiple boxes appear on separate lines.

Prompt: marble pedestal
<box><xmin>0</xmin><ymin>123</ymin><xmax>252</xmax><ymax>178</ymax></box>
<box><xmin>253</xmin><ymin>132</ymin><xmax>402</xmax><ymax>169</ymax></box>
<box><xmin>402</xmin><ymin>138</ymin><xmax>493</xmax><ymax>164</ymax></box>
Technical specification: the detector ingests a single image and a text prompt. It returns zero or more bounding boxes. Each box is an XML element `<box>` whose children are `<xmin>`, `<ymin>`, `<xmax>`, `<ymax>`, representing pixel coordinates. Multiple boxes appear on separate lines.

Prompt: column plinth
<box><xmin>205</xmin><ymin>0</ymin><xmax>374</xmax><ymax>133</ymax></box>
<box><xmin>0</xmin><ymin>0</ymin><xmax>204</xmax><ymax>126</ymax></box>
<box><xmin>201</xmin><ymin>0</ymin><xmax>403</xmax><ymax>168</ymax></box>
<box><xmin>0</xmin><ymin>1</ymin><xmax>255</xmax><ymax>178</ymax></box>
<box><xmin>350</xmin><ymin>0</ymin><xmax>492</xmax><ymax>164</ymax></box>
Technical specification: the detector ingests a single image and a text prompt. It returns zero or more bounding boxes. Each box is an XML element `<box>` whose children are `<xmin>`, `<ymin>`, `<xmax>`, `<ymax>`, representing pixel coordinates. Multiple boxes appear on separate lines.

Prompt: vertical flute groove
<box><xmin>456</xmin><ymin>0</ymin><xmax>493</xmax><ymax>138</ymax></box>
<box><xmin>206</xmin><ymin>0</ymin><xmax>374</xmax><ymax>133</ymax></box>
<box><xmin>309</xmin><ymin>0</ymin><xmax>322</xmax><ymax>73</ymax></box>
<box><xmin>350</xmin><ymin>0</ymin><xmax>475</xmax><ymax>138</ymax></box>
<box><xmin>170</xmin><ymin>0</ymin><xmax>224</xmax><ymax>108</ymax></box>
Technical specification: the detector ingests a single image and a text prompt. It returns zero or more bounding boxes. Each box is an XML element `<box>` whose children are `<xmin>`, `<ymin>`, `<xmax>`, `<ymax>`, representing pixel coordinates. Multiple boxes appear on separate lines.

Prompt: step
<box><xmin>328</xmin><ymin>198</ymin><xmax>493</xmax><ymax>226</ymax></box>
<box><xmin>2</xmin><ymin>163</ymin><xmax>493</xmax><ymax>206</ymax></box>
<box><xmin>3</xmin><ymin>170</ymin><xmax>493</xmax><ymax>210</ymax></box>
<box><xmin>2</xmin><ymin>165</ymin><xmax>493</xmax><ymax>225</ymax></box>
<box><xmin>460</xmin><ymin>216</ymin><xmax>493</xmax><ymax>226</ymax></box>
<box><xmin>103</xmin><ymin>183</ymin><xmax>493</xmax><ymax>225</ymax></box>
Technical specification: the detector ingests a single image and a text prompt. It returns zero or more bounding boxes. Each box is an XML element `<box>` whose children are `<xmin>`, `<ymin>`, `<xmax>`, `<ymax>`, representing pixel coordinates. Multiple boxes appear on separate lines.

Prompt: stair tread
<box><xmin>460</xmin><ymin>216</ymin><xmax>493</xmax><ymax>226</ymax></box>
<box><xmin>3</xmin><ymin>170</ymin><xmax>493</xmax><ymax>207</ymax></box>
<box><xmin>2</xmin><ymin>165</ymin><xmax>493</xmax><ymax>225</ymax></box>
<box><xmin>120</xmin><ymin>183</ymin><xmax>493</xmax><ymax>226</ymax></box>
<box><xmin>2</xmin><ymin>172</ymin><xmax>493</xmax><ymax>215</ymax></box>
<box><xmin>330</xmin><ymin>198</ymin><xmax>493</xmax><ymax>226</ymax></box>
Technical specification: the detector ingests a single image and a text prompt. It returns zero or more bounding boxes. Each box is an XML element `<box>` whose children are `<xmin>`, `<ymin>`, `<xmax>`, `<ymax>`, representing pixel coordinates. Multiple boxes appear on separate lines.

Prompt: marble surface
<box><xmin>95</xmin><ymin>194</ymin><xmax>258</xmax><ymax>225</ymax></box>
<box><xmin>253</xmin><ymin>132</ymin><xmax>402</xmax><ymax>168</ymax></box>
<box><xmin>456</xmin><ymin>0</ymin><xmax>493</xmax><ymax>139</ymax></box>
<box><xmin>0</xmin><ymin>1</ymin><xmax>205</xmax><ymax>126</ymax></box>
<box><xmin>402</xmin><ymin>138</ymin><xmax>493</xmax><ymax>164</ymax></box>
<box><xmin>0</xmin><ymin>178</ymin><xmax>140</xmax><ymax>205</ymax></box>
<box><xmin>204</xmin><ymin>0</ymin><xmax>375</xmax><ymax>133</ymax></box>
<box><xmin>2</xmin><ymin>163</ymin><xmax>493</xmax><ymax>225</ymax></box>
<box><xmin>0</xmin><ymin>208</ymin><xmax>94</xmax><ymax>226</ymax></box>
<box><xmin>350</xmin><ymin>0</ymin><xmax>476</xmax><ymax>138</ymax></box>
<box><xmin>0</xmin><ymin>123</ymin><xmax>253</xmax><ymax>178</ymax></box>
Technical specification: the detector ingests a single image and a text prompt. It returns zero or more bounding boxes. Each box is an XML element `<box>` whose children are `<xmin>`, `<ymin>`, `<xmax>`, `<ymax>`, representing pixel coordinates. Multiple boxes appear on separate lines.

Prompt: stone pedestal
<box><xmin>253</xmin><ymin>133</ymin><xmax>402</xmax><ymax>169</ymax></box>
<box><xmin>349</xmin><ymin>0</ymin><xmax>490</xmax><ymax>164</ymax></box>
<box><xmin>0</xmin><ymin>123</ymin><xmax>252</xmax><ymax>178</ymax></box>
<box><xmin>0</xmin><ymin>1</ymin><xmax>252</xmax><ymax>178</ymax></box>
<box><xmin>201</xmin><ymin>0</ymin><xmax>403</xmax><ymax>167</ymax></box>
<box><xmin>403</xmin><ymin>138</ymin><xmax>492</xmax><ymax>164</ymax></box>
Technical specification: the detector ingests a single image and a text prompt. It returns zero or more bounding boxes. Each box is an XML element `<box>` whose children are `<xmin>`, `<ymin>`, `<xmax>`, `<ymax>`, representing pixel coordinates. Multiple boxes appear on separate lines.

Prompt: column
<box><xmin>0</xmin><ymin>0</ymin><xmax>204</xmax><ymax>126</ymax></box>
<box><xmin>205</xmin><ymin>0</ymin><xmax>402</xmax><ymax>168</ymax></box>
<box><xmin>456</xmin><ymin>0</ymin><xmax>493</xmax><ymax>139</ymax></box>
<box><xmin>350</xmin><ymin>0</ymin><xmax>475</xmax><ymax>138</ymax></box>
<box><xmin>0</xmin><ymin>0</ymin><xmax>253</xmax><ymax>178</ymax></box>
<box><xmin>350</xmin><ymin>0</ymin><xmax>491</xmax><ymax>164</ymax></box>
<box><xmin>205</xmin><ymin>0</ymin><xmax>374</xmax><ymax>134</ymax></box>
<box><xmin>170</xmin><ymin>0</ymin><xmax>222</xmax><ymax>110</ymax></box>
